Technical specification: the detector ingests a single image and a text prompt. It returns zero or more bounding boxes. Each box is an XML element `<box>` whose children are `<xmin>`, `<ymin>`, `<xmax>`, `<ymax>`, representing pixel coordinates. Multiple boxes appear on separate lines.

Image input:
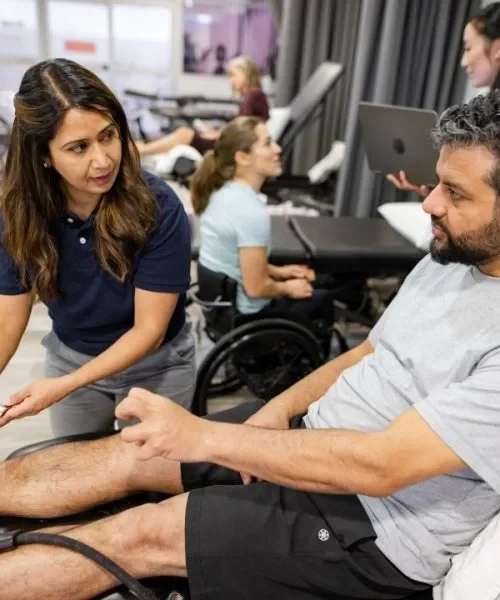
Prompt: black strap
<box><xmin>4</xmin><ymin>531</ymin><xmax>160</xmax><ymax>600</ymax></box>
<box><xmin>0</xmin><ymin>530</ymin><xmax>22</xmax><ymax>553</ymax></box>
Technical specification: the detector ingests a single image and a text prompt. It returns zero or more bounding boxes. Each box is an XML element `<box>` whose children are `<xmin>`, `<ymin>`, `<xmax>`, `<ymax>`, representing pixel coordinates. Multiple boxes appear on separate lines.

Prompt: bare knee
<box><xmin>123</xmin><ymin>496</ymin><xmax>187</xmax><ymax>577</ymax></box>
<box><xmin>0</xmin><ymin>434</ymin><xmax>135</xmax><ymax>518</ymax></box>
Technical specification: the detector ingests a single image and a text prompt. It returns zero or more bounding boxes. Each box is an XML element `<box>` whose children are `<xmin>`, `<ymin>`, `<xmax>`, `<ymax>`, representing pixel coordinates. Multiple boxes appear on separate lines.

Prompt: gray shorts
<box><xmin>43</xmin><ymin>321</ymin><xmax>196</xmax><ymax>438</ymax></box>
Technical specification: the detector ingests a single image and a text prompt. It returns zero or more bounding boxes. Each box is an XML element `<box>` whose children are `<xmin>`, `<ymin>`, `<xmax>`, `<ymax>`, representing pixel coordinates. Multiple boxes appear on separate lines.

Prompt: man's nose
<box><xmin>422</xmin><ymin>186</ymin><xmax>446</xmax><ymax>218</ymax></box>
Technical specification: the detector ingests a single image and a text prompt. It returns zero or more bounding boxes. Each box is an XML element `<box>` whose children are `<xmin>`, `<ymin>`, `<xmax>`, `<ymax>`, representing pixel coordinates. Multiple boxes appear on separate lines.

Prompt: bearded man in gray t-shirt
<box><xmin>2</xmin><ymin>92</ymin><xmax>500</xmax><ymax>600</ymax></box>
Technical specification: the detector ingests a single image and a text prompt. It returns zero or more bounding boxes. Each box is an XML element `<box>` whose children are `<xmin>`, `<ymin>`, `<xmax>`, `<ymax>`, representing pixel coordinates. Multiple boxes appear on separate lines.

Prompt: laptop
<box><xmin>358</xmin><ymin>102</ymin><xmax>439</xmax><ymax>187</ymax></box>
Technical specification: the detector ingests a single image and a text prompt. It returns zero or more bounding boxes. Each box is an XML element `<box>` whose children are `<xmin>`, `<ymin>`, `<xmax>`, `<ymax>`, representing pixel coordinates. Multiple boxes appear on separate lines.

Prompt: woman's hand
<box><xmin>283</xmin><ymin>278</ymin><xmax>313</xmax><ymax>299</ymax></box>
<box><xmin>0</xmin><ymin>377</ymin><xmax>73</xmax><ymax>427</ymax></box>
<box><xmin>386</xmin><ymin>170</ymin><xmax>431</xmax><ymax>198</ymax></box>
<box><xmin>276</xmin><ymin>264</ymin><xmax>315</xmax><ymax>281</ymax></box>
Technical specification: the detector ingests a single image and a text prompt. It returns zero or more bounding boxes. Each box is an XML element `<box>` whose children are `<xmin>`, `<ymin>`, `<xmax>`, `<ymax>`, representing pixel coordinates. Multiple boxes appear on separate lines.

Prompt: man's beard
<box><xmin>430</xmin><ymin>214</ymin><xmax>500</xmax><ymax>266</ymax></box>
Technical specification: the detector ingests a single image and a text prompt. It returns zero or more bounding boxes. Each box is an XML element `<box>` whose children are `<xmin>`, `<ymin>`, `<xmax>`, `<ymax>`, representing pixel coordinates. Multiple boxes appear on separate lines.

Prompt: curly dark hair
<box><xmin>431</xmin><ymin>90</ymin><xmax>500</xmax><ymax>194</ymax></box>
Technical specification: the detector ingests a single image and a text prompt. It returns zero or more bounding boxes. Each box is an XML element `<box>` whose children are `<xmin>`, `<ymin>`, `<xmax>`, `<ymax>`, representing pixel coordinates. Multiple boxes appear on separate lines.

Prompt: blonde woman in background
<box><xmin>136</xmin><ymin>56</ymin><xmax>270</xmax><ymax>157</ymax></box>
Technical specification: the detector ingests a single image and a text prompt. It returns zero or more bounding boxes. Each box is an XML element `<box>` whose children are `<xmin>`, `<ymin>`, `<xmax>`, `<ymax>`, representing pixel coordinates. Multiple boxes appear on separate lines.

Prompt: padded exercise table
<box><xmin>151</xmin><ymin>105</ymin><xmax>237</xmax><ymax>122</ymax></box>
<box><xmin>269</xmin><ymin>215</ymin><xmax>309</xmax><ymax>264</ymax></box>
<box><xmin>148</xmin><ymin>62</ymin><xmax>345</xmax><ymax>181</ymax></box>
<box><xmin>190</xmin><ymin>212</ymin><xmax>423</xmax><ymax>275</ymax></box>
<box><xmin>286</xmin><ymin>215</ymin><xmax>426</xmax><ymax>274</ymax></box>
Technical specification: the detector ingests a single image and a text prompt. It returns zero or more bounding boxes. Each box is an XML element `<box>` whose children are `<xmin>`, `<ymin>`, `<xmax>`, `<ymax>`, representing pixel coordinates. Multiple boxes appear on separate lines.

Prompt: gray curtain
<box><xmin>335</xmin><ymin>0</ymin><xmax>481</xmax><ymax>217</ymax></box>
<box><xmin>269</xmin><ymin>0</ymin><xmax>283</xmax><ymax>28</ymax></box>
<box><xmin>274</xmin><ymin>0</ymin><xmax>363</xmax><ymax>174</ymax></box>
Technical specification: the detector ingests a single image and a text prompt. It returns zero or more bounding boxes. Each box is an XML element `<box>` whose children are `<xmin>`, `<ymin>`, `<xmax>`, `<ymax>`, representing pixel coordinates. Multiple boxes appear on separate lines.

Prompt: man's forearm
<box><xmin>64</xmin><ymin>327</ymin><xmax>164</xmax><ymax>393</ymax></box>
<box><xmin>267</xmin><ymin>343</ymin><xmax>372</xmax><ymax>420</ymax></box>
<box><xmin>200</xmin><ymin>422</ymin><xmax>389</xmax><ymax>496</ymax></box>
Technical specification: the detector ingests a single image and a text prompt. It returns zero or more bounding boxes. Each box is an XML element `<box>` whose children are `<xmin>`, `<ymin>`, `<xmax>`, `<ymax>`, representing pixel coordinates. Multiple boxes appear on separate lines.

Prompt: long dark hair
<box><xmin>470</xmin><ymin>3</ymin><xmax>500</xmax><ymax>43</ymax></box>
<box><xmin>190</xmin><ymin>116</ymin><xmax>261</xmax><ymax>215</ymax></box>
<box><xmin>1</xmin><ymin>58</ymin><xmax>157</xmax><ymax>301</ymax></box>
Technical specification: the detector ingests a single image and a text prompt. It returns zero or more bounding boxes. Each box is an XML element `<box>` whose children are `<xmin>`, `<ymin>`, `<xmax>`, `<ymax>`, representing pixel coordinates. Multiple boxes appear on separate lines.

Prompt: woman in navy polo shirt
<box><xmin>0</xmin><ymin>59</ymin><xmax>195</xmax><ymax>437</ymax></box>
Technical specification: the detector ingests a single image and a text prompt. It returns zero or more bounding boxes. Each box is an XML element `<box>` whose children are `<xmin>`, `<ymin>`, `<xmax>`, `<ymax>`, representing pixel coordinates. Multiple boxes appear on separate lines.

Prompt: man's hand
<box><xmin>274</xmin><ymin>264</ymin><xmax>315</xmax><ymax>281</ymax></box>
<box><xmin>116</xmin><ymin>388</ymin><xmax>209</xmax><ymax>462</ymax></box>
<box><xmin>240</xmin><ymin>400</ymin><xmax>291</xmax><ymax>484</ymax></box>
<box><xmin>0</xmin><ymin>377</ymin><xmax>73</xmax><ymax>427</ymax></box>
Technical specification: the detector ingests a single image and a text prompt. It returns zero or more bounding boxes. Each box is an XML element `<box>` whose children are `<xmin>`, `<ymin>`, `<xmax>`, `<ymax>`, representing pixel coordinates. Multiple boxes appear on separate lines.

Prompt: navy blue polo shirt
<box><xmin>0</xmin><ymin>171</ymin><xmax>191</xmax><ymax>356</ymax></box>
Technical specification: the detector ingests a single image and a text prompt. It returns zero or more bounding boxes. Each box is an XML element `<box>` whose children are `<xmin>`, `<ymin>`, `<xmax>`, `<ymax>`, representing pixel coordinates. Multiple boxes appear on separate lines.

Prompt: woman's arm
<box><xmin>69</xmin><ymin>181</ymin><xmax>191</xmax><ymax>389</ymax></box>
<box><xmin>64</xmin><ymin>289</ymin><xmax>179</xmax><ymax>392</ymax></box>
<box><xmin>1</xmin><ymin>178</ymin><xmax>192</xmax><ymax>426</ymax></box>
<box><xmin>240</xmin><ymin>247</ymin><xmax>312</xmax><ymax>299</ymax></box>
<box><xmin>0</xmin><ymin>289</ymin><xmax>180</xmax><ymax>426</ymax></box>
<box><xmin>0</xmin><ymin>293</ymin><xmax>33</xmax><ymax>375</ymax></box>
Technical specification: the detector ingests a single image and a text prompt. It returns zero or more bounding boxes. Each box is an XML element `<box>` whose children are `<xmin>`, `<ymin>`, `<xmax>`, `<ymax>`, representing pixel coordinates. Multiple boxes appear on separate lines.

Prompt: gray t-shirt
<box><xmin>304</xmin><ymin>254</ymin><xmax>500</xmax><ymax>585</ymax></box>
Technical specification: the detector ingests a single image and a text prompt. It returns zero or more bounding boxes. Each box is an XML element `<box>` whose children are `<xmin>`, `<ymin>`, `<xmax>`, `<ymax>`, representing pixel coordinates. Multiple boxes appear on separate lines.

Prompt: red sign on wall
<box><xmin>64</xmin><ymin>40</ymin><xmax>96</xmax><ymax>53</ymax></box>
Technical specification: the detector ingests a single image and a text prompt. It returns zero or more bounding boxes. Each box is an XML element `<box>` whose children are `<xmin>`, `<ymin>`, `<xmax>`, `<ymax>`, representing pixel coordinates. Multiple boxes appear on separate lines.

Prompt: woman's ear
<box><xmin>234</xmin><ymin>149</ymin><xmax>250</xmax><ymax>169</ymax></box>
<box><xmin>491</xmin><ymin>38</ymin><xmax>500</xmax><ymax>62</ymax></box>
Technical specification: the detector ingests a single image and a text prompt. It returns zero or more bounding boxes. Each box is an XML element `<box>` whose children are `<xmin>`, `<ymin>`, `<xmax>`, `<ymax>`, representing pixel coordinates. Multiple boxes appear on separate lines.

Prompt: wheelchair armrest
<box><xmin>187</xmin><ymin>287</ymin><xmax>233</xmax><ymax>310</ymax></box>
<box><xmin>5</xmin><ymin>432</ymin><xmax>115</xmax><ymax>461</ymax></box>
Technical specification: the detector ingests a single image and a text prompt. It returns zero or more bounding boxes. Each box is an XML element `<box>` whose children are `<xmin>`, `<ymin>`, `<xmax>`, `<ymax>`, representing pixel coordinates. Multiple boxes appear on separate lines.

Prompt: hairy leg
<box><xmin>0</xmin><ymin>402</ymin><xmax>261</xmax><ymax>519</ymax></box>
<box><xmin>0</xmin><ymin>494</ymin><xmax>188</xmax><ymax>600</ymax></box>
<box><xmin>136</xmin><ymin>126</ymin><xmax>195</xmax><ymax>156</ymax></box>
<box><xmin>0</xmin><ymin>434</ymin><xmax>184</xmax><ymax>518</ymax></box>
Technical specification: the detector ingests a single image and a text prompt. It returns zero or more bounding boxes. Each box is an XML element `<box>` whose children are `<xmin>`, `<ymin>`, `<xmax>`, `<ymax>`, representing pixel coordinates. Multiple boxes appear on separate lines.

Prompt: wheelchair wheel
<box><xmin>207</xmin><ymin>364</ymin><xmax>244</xmax><ymax>396</ymax></box>
<box><xmin>192</xmin><ymin>318</ymin><xmax>323</xmax><ymax>415</ymax></box>
<box><xmin>199</xmin><ymin>329</ymin><xmax>244</xmax><ymax>397</ymax></box>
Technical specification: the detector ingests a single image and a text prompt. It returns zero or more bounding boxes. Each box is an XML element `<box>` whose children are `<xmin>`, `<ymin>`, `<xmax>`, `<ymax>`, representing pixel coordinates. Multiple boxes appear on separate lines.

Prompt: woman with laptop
<box><xmin>389</xmin><ymin>2</ymin><xmax>500</xmax><ymax>196</ymax></box>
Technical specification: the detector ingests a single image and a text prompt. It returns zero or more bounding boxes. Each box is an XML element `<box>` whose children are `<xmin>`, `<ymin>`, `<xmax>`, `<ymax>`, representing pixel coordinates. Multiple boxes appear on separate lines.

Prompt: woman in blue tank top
<box><xmin>191</xmin><ymin>116</ymin><xmax>334</xmax><ymax>341</ymax></box>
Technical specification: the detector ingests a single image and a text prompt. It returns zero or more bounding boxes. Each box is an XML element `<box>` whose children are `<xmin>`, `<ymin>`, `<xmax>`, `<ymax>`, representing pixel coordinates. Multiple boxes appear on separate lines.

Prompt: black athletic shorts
<box><xmin>181</xmin><ymin>402</ymin><xmax>431</xmax><ymax>600</ymax></box>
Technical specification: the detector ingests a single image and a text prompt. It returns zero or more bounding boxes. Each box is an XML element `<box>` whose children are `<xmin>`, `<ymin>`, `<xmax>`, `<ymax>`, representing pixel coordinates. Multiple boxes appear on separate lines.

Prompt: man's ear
<box><xmin>234</xmin><ymin>149</ymin><xmax>250</xmax><ymax>169</ymax></box>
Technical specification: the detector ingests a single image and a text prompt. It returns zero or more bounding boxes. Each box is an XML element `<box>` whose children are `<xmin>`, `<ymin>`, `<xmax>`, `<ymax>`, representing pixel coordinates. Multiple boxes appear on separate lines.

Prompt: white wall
<box><xmin>0</xmin><ymin>0</ymin><xmax>275</xmax><ymax>108</ymax></box>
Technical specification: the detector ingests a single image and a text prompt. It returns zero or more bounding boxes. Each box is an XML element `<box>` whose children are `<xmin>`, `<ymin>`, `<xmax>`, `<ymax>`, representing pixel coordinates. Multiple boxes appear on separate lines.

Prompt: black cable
<box><xmin>15</xmin><ymin>532</ymin><xmax>160</xmax><ymax>600</ymax></box>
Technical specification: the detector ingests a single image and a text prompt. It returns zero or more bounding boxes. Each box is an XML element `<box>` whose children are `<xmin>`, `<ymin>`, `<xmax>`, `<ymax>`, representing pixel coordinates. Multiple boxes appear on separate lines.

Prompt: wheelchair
<box><xmin>190</xmin><ymin>263</ymin><xmax>349</xmax><ymax>416</ymax></box>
